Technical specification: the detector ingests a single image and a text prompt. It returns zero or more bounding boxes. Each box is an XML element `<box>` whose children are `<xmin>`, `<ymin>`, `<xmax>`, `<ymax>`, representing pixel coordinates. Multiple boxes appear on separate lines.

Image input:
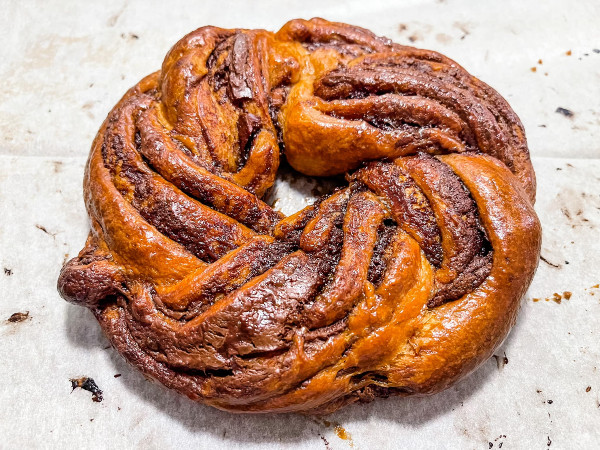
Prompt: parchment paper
<box><xmin>1</xmin><ymin>1</ymin><xmax>599</xmax><ymax>448</ymax></box>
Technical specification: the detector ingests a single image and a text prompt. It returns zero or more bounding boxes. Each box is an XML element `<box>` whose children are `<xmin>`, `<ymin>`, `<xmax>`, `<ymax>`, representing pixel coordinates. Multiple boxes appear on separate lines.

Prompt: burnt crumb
<box><xmin>494</xmin><ymin>435</ymin><xmax>506</xmax><ymax>448</ymax></box>
<box><xmin>35</xmin><ymin>224</ymin><xmax>56</xmax><ymax>237</ymax></box>
<box><xmin>120</xmin><ymin>32</ymin><xmax>139</xmax><ymax>40</ymax></box>
<box><xmin>489</xmin><ymin>443</ymin><xmax>493</xmax><ymax>448</ymax></box>
<box><xmin>4</xmin><ymin>268</ymin><xmax>12</xmax><ymax>276</ymax></box>
<box><xmin>547</xmin><ymin>399</ymin><xmax>553</xmax><ymax>404</ymax></box>
<box><xmin>70</xmin><ymin>377</ymin><xmax>103</xmax><ymax>402</ymax></box>
<box><xmin>114</xmin><ymin>373</ymin><xmax>122</xmax><ymax>378</ymax></box>
<box><xmin>593</xmin><ymin>49</ymin><xmax>600</xmax><ymax>54</ymax></box>
<box><xmin>492</xmin><ymin>352</ymin><xmax>509</xmax><ymax>369</ymax></box>
<box><xmin>538</xmin><ymin>124</ymin><xmax>547</xmax><ymax>128</ymax></box>
<box><xmin>555</xmin><ymin>107</ymin><xmax>574</xmax><ymax>118</ymax></box>
<box><xmin>319</xmin><ymin>434</ymin><xmax>332</xmax><ymax>450</ymax></box>
<box><xmin>36</xmin><ymin>224</ymin><xmax>50</xmax><ymax>234</ymax></box>
<box><xmin>312</xmin><ymin>418</ymin><xmax>354</xmax><ymax>446</ymax></box>
<box><xmin>534</xmin><ymin>291</ymin><xmax>572</xmax><ymax>304</ymax></box>
<box><xmin>540</xmin><ymin>255</ymin><xmax>560</xmax><ymax>268</ymax></box>
<box><xmin>586</xmin><ymin>386</ymin><xmax>592</xmax><ymax>392</ymax></box>
<box><xmin>547</xmin><ymin>436</ymin><xmax>552</xmax><ymax>446</ymax></box>
<box><xmin>453</xmin><ymin>21</ymin><xmax>471</xmax><ymax>40</ymax></box>
<box><xmin>7</xmin><ymin>311</ymin><xmax>30</xmax><ymax>323</ymax></box>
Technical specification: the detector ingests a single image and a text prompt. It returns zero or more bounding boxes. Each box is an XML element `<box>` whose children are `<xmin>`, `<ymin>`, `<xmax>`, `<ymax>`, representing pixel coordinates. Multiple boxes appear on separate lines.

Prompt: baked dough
<box><xmin>58</xmin><ymin>18</ymin><xmax>541</xmax><ymax>414</ymax></box>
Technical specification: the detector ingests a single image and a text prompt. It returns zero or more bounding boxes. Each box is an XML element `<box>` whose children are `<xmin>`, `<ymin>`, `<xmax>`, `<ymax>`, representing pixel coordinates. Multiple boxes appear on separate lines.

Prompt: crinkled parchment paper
<box><xmin>1</xmin><ymin>1</ymin><xmax>599</xmax><ymax>448</ymax></box>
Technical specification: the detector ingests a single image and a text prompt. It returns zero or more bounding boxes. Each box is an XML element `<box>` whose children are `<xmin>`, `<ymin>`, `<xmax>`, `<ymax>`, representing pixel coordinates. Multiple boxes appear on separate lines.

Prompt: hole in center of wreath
<box><xmin>264</xmin><ymin>156</ymin><xmax>347</xmax><ymax>216</ymax></box>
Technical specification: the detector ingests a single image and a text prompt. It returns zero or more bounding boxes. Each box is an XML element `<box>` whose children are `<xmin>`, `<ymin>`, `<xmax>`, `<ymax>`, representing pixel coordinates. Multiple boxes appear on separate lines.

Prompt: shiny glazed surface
<box><xmin>58</xmin><ymin>18</ymin><xmax>541</xmax><ymax>414</ymax></box>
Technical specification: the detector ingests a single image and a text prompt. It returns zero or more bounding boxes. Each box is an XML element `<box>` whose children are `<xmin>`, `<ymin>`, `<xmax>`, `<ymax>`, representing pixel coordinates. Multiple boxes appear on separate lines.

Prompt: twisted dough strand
<box><xmin>58</xmin><ymin>18</ymin><xmax>540</xmax><ymax>414</ymax></box>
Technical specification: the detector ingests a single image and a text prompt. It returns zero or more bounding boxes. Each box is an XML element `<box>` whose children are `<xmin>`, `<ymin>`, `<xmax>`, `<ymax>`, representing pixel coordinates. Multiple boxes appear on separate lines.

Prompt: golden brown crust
<box><xmin>58</xmin><ymin>18</ymin><xmax>541</xmax><ymax>414</ymax></box>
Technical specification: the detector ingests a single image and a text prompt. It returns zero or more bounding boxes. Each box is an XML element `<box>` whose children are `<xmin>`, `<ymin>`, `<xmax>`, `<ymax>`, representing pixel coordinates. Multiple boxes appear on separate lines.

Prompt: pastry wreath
<box><xmin>58</xmin><ymin>18</ymin><xmax>541</xmax><ymax>414</ymax></box>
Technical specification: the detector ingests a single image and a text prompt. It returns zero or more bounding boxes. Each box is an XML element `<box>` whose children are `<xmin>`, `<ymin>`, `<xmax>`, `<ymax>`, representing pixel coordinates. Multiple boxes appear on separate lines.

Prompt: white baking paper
<box><xmin>1</xmin><ymin>1</ymin><xmax>599</xmax><ymax>448</ymax></box>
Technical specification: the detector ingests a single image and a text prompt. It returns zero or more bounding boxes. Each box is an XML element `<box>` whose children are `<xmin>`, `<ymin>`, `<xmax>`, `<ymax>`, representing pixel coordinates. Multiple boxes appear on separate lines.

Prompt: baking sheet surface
<box><xmin>1</xmin><ymin>1</ymin><xmax>599</xmax><ymax>448</ymax></box>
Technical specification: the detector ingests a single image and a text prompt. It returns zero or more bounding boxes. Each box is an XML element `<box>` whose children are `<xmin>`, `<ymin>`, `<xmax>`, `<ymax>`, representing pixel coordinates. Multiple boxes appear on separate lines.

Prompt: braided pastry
<box><xmin>58</xmin><ymin>18</ymin><xmax>541</xmax><ymax>414</ymax></box>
